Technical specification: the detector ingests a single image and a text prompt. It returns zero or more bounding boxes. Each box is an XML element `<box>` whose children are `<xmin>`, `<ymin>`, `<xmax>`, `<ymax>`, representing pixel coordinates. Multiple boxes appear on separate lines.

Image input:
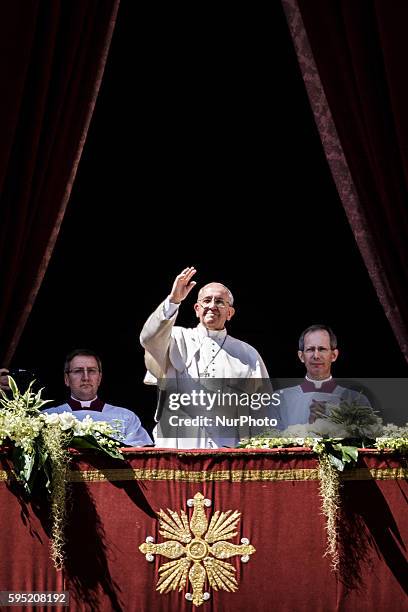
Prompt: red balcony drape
<box><xmin>0</xmin><ymin>448</ymin><xmax>406</xmax><ymax>611</ymax></box>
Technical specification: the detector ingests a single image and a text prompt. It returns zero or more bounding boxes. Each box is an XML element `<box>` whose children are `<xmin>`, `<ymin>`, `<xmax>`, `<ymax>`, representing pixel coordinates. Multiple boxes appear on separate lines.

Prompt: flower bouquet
<box><xmin>239</xmin><ymin>401</ymin><xmax>408</xmax><ymax>570</ymax></box>
<box><xmin>0</xmin><ymin>377</ymin><xmax>124</xmax><ymax>568</ymax></box>
<box><xmin>239</xmin><ymin>398</ymin><xmax>402</xmax><ymax>469</ymax></box>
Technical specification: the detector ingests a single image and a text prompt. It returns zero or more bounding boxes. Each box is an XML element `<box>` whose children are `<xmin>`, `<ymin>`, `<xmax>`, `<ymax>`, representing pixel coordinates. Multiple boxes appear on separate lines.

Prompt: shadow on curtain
<box><xmin>0</xmin><ymin>0</ymin><xmax>120</xmax><ymax>364</ymax></box>
<box><xmin>282</xmin><ymin>0</ymin><xmax>408</xmax><ymax>363</ymax></box>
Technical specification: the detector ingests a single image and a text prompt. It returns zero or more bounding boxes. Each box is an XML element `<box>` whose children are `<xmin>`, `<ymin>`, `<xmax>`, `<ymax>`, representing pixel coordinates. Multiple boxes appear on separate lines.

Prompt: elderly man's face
<box><xmin>194</xmin><ymin>284</ymin><xmax>235</xmax><ymax>330</ymax></box>
<box><xmin>298</xmin><ymin>330</ymin><xmax>339</xmax><ymax>380</ymax></box>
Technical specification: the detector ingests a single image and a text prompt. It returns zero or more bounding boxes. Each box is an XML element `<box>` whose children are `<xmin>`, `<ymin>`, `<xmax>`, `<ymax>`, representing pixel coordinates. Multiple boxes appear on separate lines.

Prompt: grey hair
<box><xmin>198</xmin><ymin>283</ymin><xmax>234</xmax><ymax>305</ymax></box>
<box><xmin>298</xmin><ymin>324</ymin><xmax>337</xmax><ymax>351</ymax></box>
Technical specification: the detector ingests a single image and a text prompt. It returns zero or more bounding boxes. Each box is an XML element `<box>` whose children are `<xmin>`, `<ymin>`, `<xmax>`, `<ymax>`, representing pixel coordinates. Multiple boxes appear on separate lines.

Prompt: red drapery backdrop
<box><xmin>0</xmin><ymin>448</ymin><xmax>406</xmax><ymax>611</ymax></box>
<box><xmin>0</xmin><ymin>0</ymin><xmax>119</xmax><ymax>365</ymax></box>
<box><xmin>281</xmin><ymin>0</ymin><xmax>408</xmax><ymax>363</ymax></box>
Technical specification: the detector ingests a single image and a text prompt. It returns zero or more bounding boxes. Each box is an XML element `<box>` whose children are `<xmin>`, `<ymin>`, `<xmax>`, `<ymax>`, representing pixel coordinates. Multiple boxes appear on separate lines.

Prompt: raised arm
<box><xmin>140</xmin><ymin>267</ymin><xmax>197</xmax><ymax>378</ymax></box>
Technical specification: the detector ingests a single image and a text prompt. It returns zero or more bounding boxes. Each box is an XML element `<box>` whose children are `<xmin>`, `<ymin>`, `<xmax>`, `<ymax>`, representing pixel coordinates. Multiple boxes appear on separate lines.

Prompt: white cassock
<box><xmin>277</xmin><ymin>379</ymin><xmax>372</xmax><ymax>430</ymax></box>
<box><xmin>43</xmin><ymin>402</ymin><xmax>153</xmax><ymax>447</ymax></box>
<box><xmin>140</xmin><ymin>299</ymin><xmax>270</xmax><ymax>449</ymax></box>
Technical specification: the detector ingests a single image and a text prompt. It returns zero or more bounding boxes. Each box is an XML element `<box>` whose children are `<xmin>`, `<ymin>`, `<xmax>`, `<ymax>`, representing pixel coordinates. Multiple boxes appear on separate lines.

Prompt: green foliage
<box><xmin>0</xmin><ymin>377</ymin><xmax>125</xmax><ymax>569</ymax></box>
<box><xmin>70</xmin><ymin>434</ymin><xmax>124</xmax><ymax>459</ymax></box>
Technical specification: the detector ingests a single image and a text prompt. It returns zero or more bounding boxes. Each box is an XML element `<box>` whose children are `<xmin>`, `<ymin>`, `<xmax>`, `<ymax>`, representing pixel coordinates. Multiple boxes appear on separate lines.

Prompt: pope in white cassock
<box><xmin>140</xmin><ymin>267</ymin><xmax>270</xmax><ymax>449</ymax></box>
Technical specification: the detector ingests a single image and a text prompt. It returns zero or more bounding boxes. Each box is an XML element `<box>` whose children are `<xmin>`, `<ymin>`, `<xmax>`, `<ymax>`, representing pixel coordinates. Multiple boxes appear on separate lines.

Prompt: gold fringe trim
<box><xmin>66</xmin><ymin>466</ymin><xmax>408</xmax><ymax>483</ymax></box>
<box><xmin>340</xmin><ymin>467</ymin><xmax>407</xmax><ymax>480</ymax></box>
<box><xmin>67</xmin><ymin>468</ymin><xmax>319</xmax><ymax>482</ymax></box>
<box><xmin>0</xmin><ymin>467</ymin><xmax>406</xmax><ymax>484</ymax></box>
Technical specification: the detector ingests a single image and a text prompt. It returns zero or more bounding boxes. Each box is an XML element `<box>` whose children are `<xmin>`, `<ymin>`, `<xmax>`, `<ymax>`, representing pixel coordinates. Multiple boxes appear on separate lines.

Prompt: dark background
<box><xmin>12</xmin><ymin>1</ymin><xmax>408</xmax><ymax>433</ymax></box>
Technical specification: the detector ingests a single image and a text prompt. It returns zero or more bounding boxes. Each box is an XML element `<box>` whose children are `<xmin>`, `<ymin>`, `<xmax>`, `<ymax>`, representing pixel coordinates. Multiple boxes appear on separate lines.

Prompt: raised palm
<box><xmin>169</xmin><ymin>267</ymin><xmax>197</xmax><ymax>303</ymax></box>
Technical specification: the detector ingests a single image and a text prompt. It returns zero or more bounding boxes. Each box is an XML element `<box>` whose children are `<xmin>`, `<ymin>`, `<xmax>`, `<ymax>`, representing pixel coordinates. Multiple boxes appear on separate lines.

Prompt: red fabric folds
<box><xmin>0</xmin><ymin>449</ymin><xmax>406</xmax><ymax>611</ymax></box>
<box><xmin>0</xmin><ymin>0</ymin><xmax>120</xmax><ymax>364</ymax></box>
<box><xmin>281</xmin><ymin>0</ymin><xmax>408</xmax><ymax>362</ymax></box>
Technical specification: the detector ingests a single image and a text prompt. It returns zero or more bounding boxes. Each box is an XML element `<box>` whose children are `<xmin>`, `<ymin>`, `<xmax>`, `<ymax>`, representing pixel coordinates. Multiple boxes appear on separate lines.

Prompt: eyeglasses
<box><xmin>304</xmin><ymin>347</ymin><xmax>332</xmax><ymax>354</ymax></box>
<box><xmin>198</xmin><ymin>298</ymin><xmax>231</xmax><ymax>309</ymax></box>
<box><xmin>66</xmin><ymin>368</ymin><xmax>100</xmax><ymax>377</ymax></box>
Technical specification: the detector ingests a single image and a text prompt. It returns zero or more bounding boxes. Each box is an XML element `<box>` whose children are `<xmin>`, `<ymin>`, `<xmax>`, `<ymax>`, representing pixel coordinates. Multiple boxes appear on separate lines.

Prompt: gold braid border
<box><xmin>67</xmin><ymin>468</ymin><xmax>319</xmax><ymax>482</ymax></box>
<box><xmin>1</xmin><ymin>467</ymin><xmax>406</xmax><ymax>483</ymax></box>
<box><xmin>59</xmin><ymin>466</ymin><xmax>408</xmax><ymax>482</ymax></box>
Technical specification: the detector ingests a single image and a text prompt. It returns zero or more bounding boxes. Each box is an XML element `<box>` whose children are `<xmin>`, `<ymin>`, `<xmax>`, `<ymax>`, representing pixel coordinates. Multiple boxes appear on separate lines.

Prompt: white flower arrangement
<box><xmin>42</xmin><ymin>411</ymin><xmax>124</xmax><ymax>449</ymax></box>
<box><xmin>0</xmin><ymin>377</ymin><xmax>124</xmax><ymax>569</ymax></box>
<box><xmin>239</xmin><ymin>399</ymin><xmax>405</xmax><ymax>457</ymax></box>
<box><xmin>375</xmin><ymin>423</ymin><xmax>408</xmax><ymax>452</ymax></box>
<box><xmin>239</xmin><ymin>402</ymin><xmax>407</xmax><ymax>572</ymax></box>
<box><xmin>0</xmin><ymin>380</ymin><xmax>123</xmax><ymax>493</ymax></box>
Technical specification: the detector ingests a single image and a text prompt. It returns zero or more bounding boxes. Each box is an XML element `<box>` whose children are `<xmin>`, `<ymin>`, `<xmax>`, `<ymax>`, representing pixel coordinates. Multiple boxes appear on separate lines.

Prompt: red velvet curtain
<box><xmin>0</xmin><ymin>0</ymin><xmax>120</xmax><ymax>365</ymax></box>
<box><xmin>282</xmin><ymin>0</ymin><xmax>408</xmax><ymax>362</ymax></box>
<box><xmin>0</xmin><ymin>449</ymin><xmax>406</xmax><ymax>611</ymax></box>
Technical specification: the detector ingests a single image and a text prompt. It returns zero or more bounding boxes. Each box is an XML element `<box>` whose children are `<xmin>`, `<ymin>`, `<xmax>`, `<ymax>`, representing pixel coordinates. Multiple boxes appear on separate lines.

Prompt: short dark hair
<box><xmin>64</xmin><ymin>349</ymin><xmax>102</xmax><ymax>373</ymax></box>
<box><xmin>298</xmin><ymin>325</ymin><xmax>337</xmax><ymax>351</ymax></box>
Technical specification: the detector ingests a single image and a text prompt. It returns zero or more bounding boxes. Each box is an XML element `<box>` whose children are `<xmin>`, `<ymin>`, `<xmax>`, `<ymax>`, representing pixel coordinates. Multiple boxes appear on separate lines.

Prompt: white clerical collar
<box><xmin>71</xmin><ymin>395</ymin><xmax>97</xmax><ymax>408</ymax></box>
<box><xmin>197</xmin><ymin>323</ymin><xmax>227</xmax><ymax>340</ymax></box>
<box><xmin>305</xmin><ymin>375</ymin><xmax>332</xmax><ymax>389</ymax></box>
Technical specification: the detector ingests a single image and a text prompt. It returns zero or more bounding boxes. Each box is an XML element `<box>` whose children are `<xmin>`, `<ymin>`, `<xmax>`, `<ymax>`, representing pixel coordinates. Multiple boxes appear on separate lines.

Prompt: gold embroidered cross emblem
<box><xmin>139</xmin><ymin>492</ymin><xmax>255</xmax><ymax>607</ymax></box>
